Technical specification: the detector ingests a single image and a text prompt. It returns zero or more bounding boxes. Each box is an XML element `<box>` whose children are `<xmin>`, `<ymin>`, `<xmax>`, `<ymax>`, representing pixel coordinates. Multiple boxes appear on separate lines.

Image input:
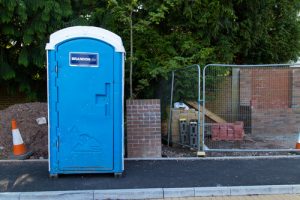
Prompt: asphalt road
<box><xmin>1</xmin><ymin>158</ymin><xmax>300</xmax><ymax>192</ymax></box>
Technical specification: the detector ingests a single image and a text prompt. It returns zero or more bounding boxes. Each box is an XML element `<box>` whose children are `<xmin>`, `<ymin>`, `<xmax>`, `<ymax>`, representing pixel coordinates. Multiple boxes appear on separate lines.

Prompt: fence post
<box><xmin>167</xmin><ymin>71</ymin><xmax>175</xmax><ymax>146</ymax></box>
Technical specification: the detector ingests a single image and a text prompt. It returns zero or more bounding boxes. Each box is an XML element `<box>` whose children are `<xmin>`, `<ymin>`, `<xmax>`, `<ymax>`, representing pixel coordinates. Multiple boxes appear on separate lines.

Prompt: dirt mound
<box><xmin>0</xmin><ymin>102</ymin><xmax>48</xmax><ymax>159</ymax></box>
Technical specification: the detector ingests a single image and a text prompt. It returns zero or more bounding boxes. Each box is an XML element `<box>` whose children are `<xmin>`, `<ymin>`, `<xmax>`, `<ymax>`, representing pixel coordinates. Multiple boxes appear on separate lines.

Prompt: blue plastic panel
<box><xmin>55</xmin><ymin>38</ymin><xmax>114</xmax><ymax>171</ymax></box>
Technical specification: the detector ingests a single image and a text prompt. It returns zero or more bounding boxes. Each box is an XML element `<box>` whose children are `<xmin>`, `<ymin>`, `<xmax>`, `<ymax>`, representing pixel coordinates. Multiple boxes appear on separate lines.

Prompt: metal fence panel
<box><xmin>167</xmin><ymin>64</ymin><xmax>204</xmax><ymax>152</ymax></box>
<box><xmin>203</xmin><ymin>64</ymin><xmax>300</xmax><ymax>152</ymax></box>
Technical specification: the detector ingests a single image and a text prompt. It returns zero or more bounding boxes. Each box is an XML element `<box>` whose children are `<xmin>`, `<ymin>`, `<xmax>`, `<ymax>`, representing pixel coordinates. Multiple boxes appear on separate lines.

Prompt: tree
<box><xmin>1</xmin><ymin>0</ymin><xmax>300</xmax><ymax>100</ymax></box>
<box><xmin>0</xmin><ymin>0</ymin><xmax>73</xmax><ymax>99</ymax></box>
<box><xmin>88</xmin><ymin>0</ymin><xmax>139</xmax><ymax>98</ymax></box>
<box><xmin>113</xmin><ymin>0</ymin><xmax>300</xmax><ymax>98</ymax></box>
<box><xmin>234</xmin><ymin>0</ymin><xmax>300</xmax><ymax>64</ymax></box>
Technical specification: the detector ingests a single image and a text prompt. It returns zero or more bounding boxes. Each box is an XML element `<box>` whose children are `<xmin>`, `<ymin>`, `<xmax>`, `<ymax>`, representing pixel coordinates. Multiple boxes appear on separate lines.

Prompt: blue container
<box><xmin>46</xmin><ymin>26</ymin><xmax>125</xmax><ymax>177</ymax></box>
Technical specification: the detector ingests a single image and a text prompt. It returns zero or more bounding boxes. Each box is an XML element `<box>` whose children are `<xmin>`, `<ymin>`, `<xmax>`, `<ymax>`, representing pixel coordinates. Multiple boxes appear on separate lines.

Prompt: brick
<box><xmin>211</xmin><ymin>124</ymin><xmax>220</xmax><ymax>141</ymax></box>
<box><xmin>212</xmin><ymin>124</ymin><xmax>220</xmax><ymax>129</ymax></box>
<box><xmin>219</xmin><ymin>124</ymin><xmax>227</xmax><ymax>140</ymax></box>
<box><xmin>227</xmin><ymin>128</ymin><xmax>234</xmax><ymax>140</ymax></box>
<box><xmin>234</xmin><ymin>130</ymin><xmax>244</xmax><ymax>140</ymax></box>
<box><xmin>220</xmin><ymin>124</ymin><xmax>227</xmax><ymax>130</ymax></box>
<box><xmin>126</xmin><ymin>99</ymin><xmax>161</xmax><ymax>158</ymax></box>
<box><xmin>219</xmin><ymin>131</ymin><xmax>227</xmax><ymax>140</ymax></box>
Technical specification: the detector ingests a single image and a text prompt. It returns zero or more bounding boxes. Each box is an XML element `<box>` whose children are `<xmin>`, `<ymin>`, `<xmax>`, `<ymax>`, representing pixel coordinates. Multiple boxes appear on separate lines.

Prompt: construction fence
<box><xmin>167</xmin><ymin>63</ymin><xmax>300</xmax><ymax>153</ymax></box>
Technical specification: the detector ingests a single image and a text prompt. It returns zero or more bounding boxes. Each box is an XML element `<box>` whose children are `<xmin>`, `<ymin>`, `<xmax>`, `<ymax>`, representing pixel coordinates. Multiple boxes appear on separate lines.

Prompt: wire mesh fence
<box><xmin>167</xmin><ymin>63</ymin><xmax>300</xmax><ymax>154</ymax></box>
<box><xmin>203</xmin><ymin>64</ymin><xmax>300</xmax><ymax>152</ymax></box>
<box><xmin>166</xmin><ymin>65</ymin><xmax>202</xmax><ymax>150</ymax></box>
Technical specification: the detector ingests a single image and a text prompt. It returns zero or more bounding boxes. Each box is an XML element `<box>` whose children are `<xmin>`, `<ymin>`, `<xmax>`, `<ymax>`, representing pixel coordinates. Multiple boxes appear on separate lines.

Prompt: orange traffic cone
<box><xmin>10</xmin><ymin>119</ymin><xmax>32</xmax><ymax>159</ymax></box>
<box><xmin>296</xmin><ymin>133</ymin><xmax>300</xmax><ymax>149</ymax></box>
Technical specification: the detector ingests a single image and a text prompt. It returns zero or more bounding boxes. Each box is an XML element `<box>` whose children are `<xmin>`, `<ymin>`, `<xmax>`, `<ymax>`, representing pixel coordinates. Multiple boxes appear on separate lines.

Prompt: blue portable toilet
<box><xmin>46</xmin><ymin>26</ymin><xmax>125</xmax><ymax>177</ymax></box>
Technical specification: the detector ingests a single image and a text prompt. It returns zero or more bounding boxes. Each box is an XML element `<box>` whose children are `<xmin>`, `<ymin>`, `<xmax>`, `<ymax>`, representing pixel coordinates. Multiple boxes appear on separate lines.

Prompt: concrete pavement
<box><xmin>2</xmin><ymin>185</ymin><xmax>300</xmax><ymax>200</ymax></box>
<box><xmin>160</xmin><ymin>194</ymin><xmax>300</xmax><ymax>200</ymax></box>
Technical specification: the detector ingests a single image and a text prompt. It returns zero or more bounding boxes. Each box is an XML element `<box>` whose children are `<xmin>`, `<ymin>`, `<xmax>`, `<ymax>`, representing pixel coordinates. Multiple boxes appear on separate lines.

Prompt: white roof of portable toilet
<box><xmin>45</xmin><ymin>26</ymin><xmax>125</xmax><ymax>52</ymax></box>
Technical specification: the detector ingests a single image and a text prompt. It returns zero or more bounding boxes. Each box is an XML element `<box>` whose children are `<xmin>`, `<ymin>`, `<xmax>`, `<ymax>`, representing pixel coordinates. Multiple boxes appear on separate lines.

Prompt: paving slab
<box><xmin>164</xmin><ymin>188</ymin><xmax>195</xmax><ymax>198</ymax></box>
<box><xmin>19</xmin><ymin>190</ymin><xmax>94</xmax><ymax>200</ymax></box>
<box><xmin>0</xmin><ymin>192</ymin><xmax>20</xmax><ymax>200</ymax></box>
<box><xmin>230</xmin><ymin>185</ymin><xmax>293</xmax><ymax>196</ymax></box>
<box><xmin>194</xmin><ymin>186</ymin><xmax>231</xmax><ymax>196</ymax></box>
<box><xmin>160</xmin><ymin>194</ymin><xmax>300</xmax><ymax>200</ymax></box>
<box><xmin>94</xmin><ymin>188</ymin><xmax>163</xmax><ymax>200</ymax></box>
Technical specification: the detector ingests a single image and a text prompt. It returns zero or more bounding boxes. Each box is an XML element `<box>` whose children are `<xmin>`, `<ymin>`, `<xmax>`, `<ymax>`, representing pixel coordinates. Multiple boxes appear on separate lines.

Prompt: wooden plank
<box><xmin>185</xmin><ymin>101</ymin><xmax>227</xmax><ymax>123</ymax></box>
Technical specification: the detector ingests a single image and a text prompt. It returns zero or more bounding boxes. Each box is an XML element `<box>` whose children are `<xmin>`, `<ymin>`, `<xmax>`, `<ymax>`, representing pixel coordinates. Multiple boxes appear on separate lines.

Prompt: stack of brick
<box><xmin>126</xmin><ymin>99</ymin><xmax>162</xmax><ymax>158</ymax></box>
<box><xmin>212</xmin><ymin>121</ymin><xmax>244</xmax><ymax>141</ymax></box>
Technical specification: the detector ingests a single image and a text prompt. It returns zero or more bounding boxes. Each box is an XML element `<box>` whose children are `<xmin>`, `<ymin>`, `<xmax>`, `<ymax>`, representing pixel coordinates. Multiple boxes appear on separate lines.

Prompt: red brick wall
<box><xmin>251</xmin><ymin>108</ymin><xmax>300</xmax><ymax>135</ymax></box>
<box><xmin>240</xmin><ymin>68</ymin><xmax>291</xmax><ymax>110</ymax></box>
<box><xmin>251</xmin><ymin>69</ymin><xmax>291</xmax><ymax>110</ymax></box>
<box><xmin>239</xmin><ymin>68</ymin><xmax>300</xmax><ymax>135</ymax></box>
<box><xmin>126</xmin><ymin>99</ymin><xmax>161</xmax><ymax>158</ymax></box>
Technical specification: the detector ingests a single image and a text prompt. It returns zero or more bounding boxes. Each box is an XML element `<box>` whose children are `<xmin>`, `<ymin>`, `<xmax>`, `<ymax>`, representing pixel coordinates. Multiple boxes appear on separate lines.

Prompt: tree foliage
<box><xmin>0</xmin><ymin>0</ymin><xmax>72</xmax><ymax>99</ymax></box>
<box><xmin>88</xmin><ymin>0</ymin><xmax>300</xmax><ymax>98</ymax></box>
<box><xmin>1</xmin><ymin>0</ymin><xmax>300</xmax><ymax>100</ymax></box>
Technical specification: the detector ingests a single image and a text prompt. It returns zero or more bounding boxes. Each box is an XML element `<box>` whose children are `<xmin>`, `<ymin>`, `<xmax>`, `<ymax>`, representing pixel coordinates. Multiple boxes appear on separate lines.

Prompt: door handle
<box><xmin>95</xmin><ymin>83</ymin><xmax>110</xmax><ymax>116</ymax></box>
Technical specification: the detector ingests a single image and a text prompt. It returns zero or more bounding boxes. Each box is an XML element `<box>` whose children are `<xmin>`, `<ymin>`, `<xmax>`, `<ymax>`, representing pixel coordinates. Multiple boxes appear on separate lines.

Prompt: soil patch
<box><xmin>0</xmin><ymin>102</ymin><xmax>48</xmax><ymax>159</ymax></box>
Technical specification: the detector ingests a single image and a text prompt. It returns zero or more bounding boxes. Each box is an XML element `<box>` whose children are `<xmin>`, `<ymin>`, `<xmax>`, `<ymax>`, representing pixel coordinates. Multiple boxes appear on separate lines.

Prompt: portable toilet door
<box><xmin>46</xmin><ymin>26</ymin><xmax>125</xmax><ymax>177</ymax></box>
